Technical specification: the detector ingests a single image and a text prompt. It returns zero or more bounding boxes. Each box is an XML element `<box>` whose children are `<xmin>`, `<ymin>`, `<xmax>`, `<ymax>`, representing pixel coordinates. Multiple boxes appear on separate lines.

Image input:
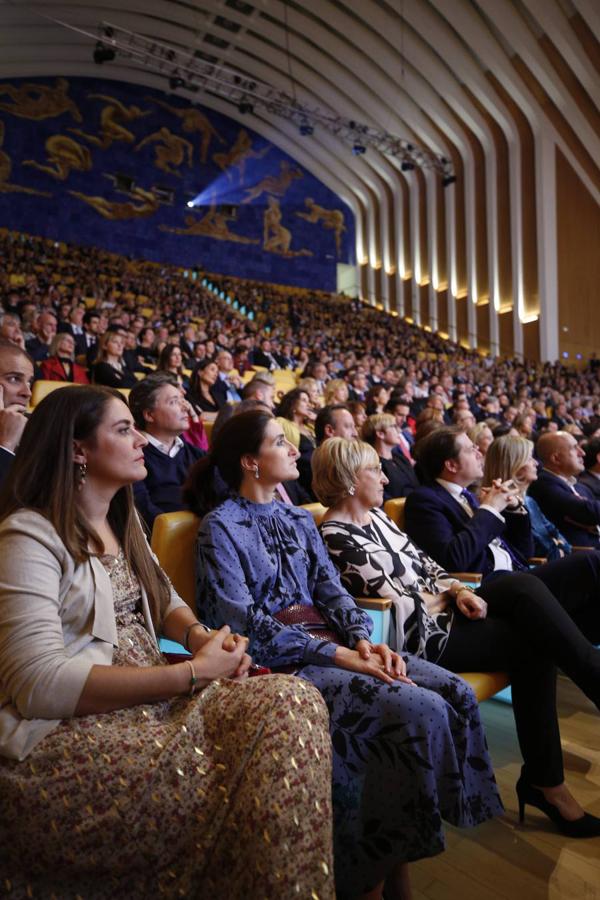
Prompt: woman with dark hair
<box><xmin>156</xmin><ymin>342</ymin><xmax>188</xmax><ymax>389</ymax></box>
<box><xmin>313</xmin><ymin>437</ymin><xmax>600</xmax><ymax>842</ymax></box>
<box><xmin>188</xmin><ymin>359</ymin><xmax>220</xmax><ymax>413</ymax></box>
<box><xmin>0</xmin><ymin>387</ymin><xmax>335</xmax><ymax>900</ymax></box>
<box><xmin>91</xmin><ymin>331</ymin><xmax>137</xmax><ymax>389</ymax></box>
<box><xmin>276</xmin><ymin>387</ymin><xmax>316</xmax><ymax>441</ymax></box>
<box><xmin>187</xmin><ymin>409</ymin><xmax>503</xmax><ymax>900</ymax></box>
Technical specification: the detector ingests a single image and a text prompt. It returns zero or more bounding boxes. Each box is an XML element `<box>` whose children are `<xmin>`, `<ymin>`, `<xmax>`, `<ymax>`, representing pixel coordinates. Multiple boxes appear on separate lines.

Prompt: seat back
<box><xmin>151</xmin><ymin>511</ymin><xmax>200</xmax><ymax>610</ymax></box>
<box><xmin>30</xmin><ymin>379</ymin><xmax>82</xmax><ymax>408</ymax></box>
<box><xmin>300</xmin><ymin>502</ymin><xmax>328</xmax><ymax>527</ymax></box>
<box><xmin>383</xmin><ymin>497</ymin><xmax>407</xmax><ymax>530</ymax></box>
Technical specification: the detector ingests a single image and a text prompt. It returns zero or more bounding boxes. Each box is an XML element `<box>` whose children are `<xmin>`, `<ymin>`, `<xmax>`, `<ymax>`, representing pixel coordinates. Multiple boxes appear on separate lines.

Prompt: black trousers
<box><xmin>438</xmin><ymin>571</ymin><xmax>600</xmax><ymax>787</ymax></box>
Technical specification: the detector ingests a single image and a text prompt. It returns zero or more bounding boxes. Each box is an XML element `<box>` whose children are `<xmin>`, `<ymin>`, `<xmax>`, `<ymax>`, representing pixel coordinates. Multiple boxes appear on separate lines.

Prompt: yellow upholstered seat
<box><xmin>459</xmin><ymin>671</ymin><xmax>510</xmax><ymax>702</ymax></box>
<box><xmin>300</xmin><ymin>502</ymin><xmax>328</xmax><ymax>527</ymax></box>
<box><xmin>151</xmin><ymin>511</ymin><xmax>200</xmax><ymax>610</ymax></box>
<box><xmin>30</xmin><ymin>379</ymin><xmax>83</xmax><ymax>408</ymax></box>
<box><xmin>383</xmin><ymin>497</ymin><xmax>406</xmax><ymax>530</ymax></box>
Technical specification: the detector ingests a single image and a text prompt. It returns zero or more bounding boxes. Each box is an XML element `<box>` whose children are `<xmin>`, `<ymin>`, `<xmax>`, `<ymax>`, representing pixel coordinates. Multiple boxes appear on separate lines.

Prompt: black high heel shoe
<box><xmin>516</xmin><ymin>775</ymin><xmax>600</xmax><ymax>838</ymax></box>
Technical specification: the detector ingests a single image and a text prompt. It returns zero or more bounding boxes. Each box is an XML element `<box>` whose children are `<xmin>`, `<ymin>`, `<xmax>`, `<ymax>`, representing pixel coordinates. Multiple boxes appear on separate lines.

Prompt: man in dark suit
<box><xmin>25</xmin><ymin>310</ymin><xmax>57</xmax><ymax>362</ymax></box>
<box><xmin>211</xmin><ymin>350</ymin><xmax>243</xmax><ymax>408</ymax></box>
<box><xmin>578</xmin><ymin>437</ymin><xmax>600</xmax><ymax>501</ymax></box>
<box><xmin>404</xmin><ymin>427</ymin><xmax>600</xmax><ymax>619</ymax></box>
<box><xmin>250</xmin><ymin>338</ymin><xmax>280</xmax><ymax>370</ymax></box>
<box><xmin>405</xmin><ymin>426</ymin><xmax>531</xmax><ymax>575</ymax></box>
<box><xmin>529</xmin><ymin>431</ymin><xmax>600</xmax><ymax>549</ymax></box>
<box><xmin>57</xmin><ymin>305</ymin><xmax>87</xmax><ymax>356</ymax></box>
<box><xmin>0</xmin><ymin>341</ymin><xmax>33</xmax><ymax>489</ymax></box>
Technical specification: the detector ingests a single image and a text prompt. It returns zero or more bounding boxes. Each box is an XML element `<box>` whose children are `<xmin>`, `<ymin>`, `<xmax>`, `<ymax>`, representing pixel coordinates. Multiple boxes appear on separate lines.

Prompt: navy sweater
<box><xmin>133</xmin><ymin>441</ymin><xmax>205</xmax><ymax>530</ymax></box>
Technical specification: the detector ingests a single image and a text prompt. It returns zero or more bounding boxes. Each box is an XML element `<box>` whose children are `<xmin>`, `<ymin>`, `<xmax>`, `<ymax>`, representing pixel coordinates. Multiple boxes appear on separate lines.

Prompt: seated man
<box><xmin>529</xmin><ymin>431</ymin><xmax>600</xmax><ymax>549</ymax></box>
<box><xmin>314</xmin><ymin>404</ymin><xmax>358</xmax><ymax>445</ymax></box>
<box><xmin>25</xmin><ymin>310</ymin><xmax>58</xmax><ymax>362</ymax></box>
<box><xmin>0</xmin><ymin>341</ymin><xmax>34</xmax><ymax>488</ymax></box>
<box><xmin>211</xmin><ymin>350</ymin><xmax>242</xmax><ymax>407</ymax></box>
<box><xmin>578</xmin><ymin>436</ymin><xmax>600</xmax><ymax>501</ymax></box>
<box><xmin>129</xmin><ymin>374</ymin><xmax>205</xmax><ymax>530</ymax></box>
<box><xmin>362</xmin><ymin>413</ymin><xmax>420</xmax><ymax>501</ymax></box>
<box><xmin>405</xmin><ymin>426</ymin><xmax>534</xmax><ymax>575</ymax></box>
<box><xmin>241</xmin><ymin>375</ymin><xmax>275</xmax><ymax>411</ymax></box>
<box><xmin>404</xmin><ymin>427</ymin><xmax>600</xmax><ymax>617</ymax></box>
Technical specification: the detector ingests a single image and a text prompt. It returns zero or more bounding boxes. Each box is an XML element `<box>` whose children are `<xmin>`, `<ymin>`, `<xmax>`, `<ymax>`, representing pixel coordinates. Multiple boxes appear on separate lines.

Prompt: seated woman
<box><xmin>39</xmin><ymin>332</ymin><xmax>89</xmax><ymax>383</ymax></box>
<box><xmin>483</xmin><ymin>434</ymin><xmax>571</xmax><ymax>560</ymax></box>
<box><xmin>0</xmin><ymin>387</ymin><xmax>335</xmax><ymax>900</ymax></box>
<box><xmin>361</xmin><ymin>413</ymin><xmax>419</xmax><ymax>500</ymax></box>
<box><xmin>156</xmin><ymin>342</ymin><xmax>189</xmax><ymax>391</ymax></box>
<box><xmin>186</xmin><ymin>409</ymin><xmax>503</xmax><ymax>900</ymax></box>
<box><xmin>188</xmin><ymin>359</ymin><xmax>220</xmax><ymax>413</ymax></box>
<box><xmin>91</xmin><ymin>331</ymin><xmax>138</xmax><ymax>389</ymax></box>
<box><xmin>276</xmin><ymin>388</ymin><xmax>317</xmax><ymax>497</ymax></box>
<box><xmin>313</xmin><ymin>437</ymin><xmax>600</xmax><ymax>841</ymax></box>
<box><xmin>324</xmin><ymin>377</ymin><xmax>349</xmax><ymax>406</ymax></box>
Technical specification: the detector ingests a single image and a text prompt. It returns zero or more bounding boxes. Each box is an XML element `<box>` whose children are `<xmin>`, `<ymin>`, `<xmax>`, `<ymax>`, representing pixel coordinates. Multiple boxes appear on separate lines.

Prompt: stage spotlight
<box><xmin>169</xmin><ymin>75</ymin><xmax>185</xmax><ymax>90</ymax></box>
<box><xmin>93</xmin><ymin>41</ymin><xmax>115</xmax><ymax>64</ymax></box>
<box><xmin>442</xmin><ymin>175</ymin><xmax>457</xmax><ymax>187</ymax></box>
<box><xmin>187</xmin><ymin>200</ymin><xmax>195</xmax><ymax>208</ymax></box>
<box><xmin>299</xmin><ymin>121</ymin><xmax>314</xmax><ymax>136</ymax></box>
<box><xmin>238</xmin><ymin>98</ymin><xmax>254</xmax><ymax>114</ymax></box>
<box><xmin>352</xmin><ymin>144</ymin><xmax>366</xmax><ymax>156</ymax></box>
<box><xmin>401</xmin><ymin>160</ymin><xmax>415</xmax><ymax>172</ymax></box>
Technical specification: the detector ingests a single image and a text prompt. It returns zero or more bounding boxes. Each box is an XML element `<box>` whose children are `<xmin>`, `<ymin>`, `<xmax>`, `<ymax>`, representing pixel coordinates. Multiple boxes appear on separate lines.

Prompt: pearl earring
<box><xmin>348</xmin><ymin>485</ymin><xmax>355</xmax><ymax>496</ymax></box>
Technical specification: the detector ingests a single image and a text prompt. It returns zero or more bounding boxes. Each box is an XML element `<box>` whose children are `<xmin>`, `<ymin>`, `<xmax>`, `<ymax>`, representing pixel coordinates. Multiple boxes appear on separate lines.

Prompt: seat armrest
<box><xmin>572</xmin><ymin>546</ymin><xmax>595</xmax><ymax>553</ymax></box>
<box><xmin>448</xmin><ymin>572</ymin><xmax>482</xmax><ymax>586</ymax></box>
<box><xmin>355</xmin><ymin>597</ymin><xmax>393</xmax><ymax>611</ymax></box>
<box><xmin>528</xmin><ymin>557</ymin><xmax>547</xmax><ymax>566</ymax></box>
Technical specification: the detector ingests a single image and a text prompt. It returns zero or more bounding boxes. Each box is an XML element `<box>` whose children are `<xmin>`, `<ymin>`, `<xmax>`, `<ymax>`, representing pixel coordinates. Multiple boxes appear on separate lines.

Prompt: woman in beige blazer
<box><xmin>0</xmin><ymin>385</ymin><xmax>334</xmax><ymax>900</ymax></box>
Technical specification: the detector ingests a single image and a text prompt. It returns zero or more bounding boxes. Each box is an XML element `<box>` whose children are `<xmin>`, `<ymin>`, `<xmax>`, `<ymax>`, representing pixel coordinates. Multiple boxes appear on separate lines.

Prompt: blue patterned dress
<box><xmin>197</xmin><ymin>497</ymin><xmax>503</xmax><ymax>898</ymax></box>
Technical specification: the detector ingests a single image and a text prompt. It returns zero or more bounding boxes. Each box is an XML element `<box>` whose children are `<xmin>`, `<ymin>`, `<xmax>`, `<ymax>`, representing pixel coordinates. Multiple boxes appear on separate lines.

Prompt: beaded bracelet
<box><xmin>186</xmin><ymin>660</ymin><xmax>198</xmax><ymax>698</ymax></box>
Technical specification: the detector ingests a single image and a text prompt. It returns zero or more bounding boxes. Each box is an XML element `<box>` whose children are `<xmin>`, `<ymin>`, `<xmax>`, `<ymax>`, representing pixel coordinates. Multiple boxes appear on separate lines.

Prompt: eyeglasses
<box><xmin>363</xmin><ymin>464</ymin><xmax>384</xmax><ymax>474</ymax></box>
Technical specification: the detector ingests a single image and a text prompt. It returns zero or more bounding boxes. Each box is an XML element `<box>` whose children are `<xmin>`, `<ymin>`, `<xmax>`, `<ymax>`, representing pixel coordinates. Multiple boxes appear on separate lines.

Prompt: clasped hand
<box><xmin>335</xmin><ymin>639</ymin><xmax>415</xmax><ymax>685</ymax></box>
<box><xmin>455</xmin><ymin>590</ymin><xmax>487</xmax><ymax>620</ymax></box>
<box><xmin>479</xmin><ymin>478</ymin><xmax>519</xmax><ymax>512</ymax></box>
<box><xmin>190</xmin><ymin>625</ymin><xmax>251</xmax><ymax>683</ymax></box>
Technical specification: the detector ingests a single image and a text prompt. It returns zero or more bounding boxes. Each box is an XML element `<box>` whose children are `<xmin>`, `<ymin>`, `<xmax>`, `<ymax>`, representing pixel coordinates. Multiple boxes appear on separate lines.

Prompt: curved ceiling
<box><xmin>1</xmin><ymin>0</ymin><xmax>599</xmax><ymax>358</ymax></box>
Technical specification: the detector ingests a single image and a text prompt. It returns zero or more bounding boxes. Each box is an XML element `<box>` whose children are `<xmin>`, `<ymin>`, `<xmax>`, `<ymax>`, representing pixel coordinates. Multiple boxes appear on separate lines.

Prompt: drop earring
<box><xmin>77</xmin><ymin>462</ymin><xmax>87</xmax><ymax>487</ymax></box>
<box><xmin>254</xmin><ymin>466</ymin><xmax>260</xmax><ymax>480</ymax></box>
<box><xmin>348</xmin><ymin>485</ymin><xmax>355</xmax><ymax>496</ymax></box>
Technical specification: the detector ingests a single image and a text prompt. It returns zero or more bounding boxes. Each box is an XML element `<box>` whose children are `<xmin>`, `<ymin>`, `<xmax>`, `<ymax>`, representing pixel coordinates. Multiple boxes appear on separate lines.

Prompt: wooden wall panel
<box><xmin>387</xmin><ymin>272</ymin><xmax>396</xmax><ymax>312</ymax></box>
<box><xmin>455</xmin><ymin>296</ymin><xmax>469</xmax><ymax>346</ymax></box>
<box><xmin>498</xmin><ymin>309</ymin><xmax>514</xmax><ymax>357</ymax></box>
<box><xmin>436</xmin><ymin>175</ymin><xmax>447</xmax><ymax>288</ymax></box>
<box><xmin>416</xmin><ymin>169</ymin><xmax>428</xmax><ymax>285</ymax></box>
<box><xmin>373</xmin><ymin>265</ymin><xmax>382</xmax><ymax>305</ymax></box>
<box><xmin>556</xmin><ymin>148</ymin><xmax>600</xmax><ymax>360</ymax></box>
<box><xmin>523</xmin><ymin>319</ymin><xmax>540</xmax><ymax>362</ymax></box>
<box><xmin>463</xmin><ymin>128</ymin><xmax>489</xmax><ymax>301</ymax></box>
<box><xmin>476</xmin><ymin>302</ymin><xmax>490</xmax><ymax>353</ymax></box>
<box><xmin>437</xmin><ymin>288</ymin><xmax>448</xmax><ymax>336</ymax></box>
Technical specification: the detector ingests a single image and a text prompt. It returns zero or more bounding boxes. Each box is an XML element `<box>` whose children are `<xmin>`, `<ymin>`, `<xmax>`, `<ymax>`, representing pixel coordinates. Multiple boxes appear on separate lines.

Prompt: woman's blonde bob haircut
<box><xmin>361</xmin><ymin>413</ymin><xmax>396</xmax><ymax>446</ymax></box>
<box><xmin>312</xmin><ymin>438</ymin><xmax>379</xmax><ymax>508</ymax></box>
<box><xmin>482</xmin><ymin>434</ymin><xmax>533</xmax><ymax>491</ymax></box>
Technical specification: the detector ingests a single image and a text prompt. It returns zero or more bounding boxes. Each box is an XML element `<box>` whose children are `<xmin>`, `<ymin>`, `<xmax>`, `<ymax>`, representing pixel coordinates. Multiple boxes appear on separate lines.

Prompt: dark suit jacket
<box><xmin>250</xmin><ymin>349</ymin><xmax>279</xmax><ymax>370</ymax></box>
<box><xmin>528</xmin><ymin>469</ymin><xmax>600</xmax><ymax>548</ymax></box>
<box><xmin>577</xmin><ymin>470</ymin><xmax>600</xmax><ymax>501</ymax></box>
<box><xmin>210</xmin><ymin>376</ymin><xmax>241</xmax><ymax>409</ymax></box>
<box><xmin>380</xmin><ymin>455</ymin><xmax>419</xmax><ymax>500</ymax></box>
<box><xmin>0</xmin><ymin>447</ymin><xmax>14</xmax><ymax>490</ymax></box>
<box><xmin>404</xmin><ymin>482</ymin><xmax>532</xmax><ymax>575</ymax></box>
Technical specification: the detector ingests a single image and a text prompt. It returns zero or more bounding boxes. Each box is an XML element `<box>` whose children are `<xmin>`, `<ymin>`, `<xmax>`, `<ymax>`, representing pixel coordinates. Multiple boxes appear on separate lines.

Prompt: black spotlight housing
<box><xmin>93</xmin><ymin>41</ymin><xmax>115</xmax><ymax>64</ymax></box>
<box><xmin>401</xmin><ymin>160</ymin><xmax>415</xmax><ymax>172</ymax></box>
<box><xmin>299</xmin><ymin>122</ymin><xmax>314</xmax><ymax>136</ymax></box>
<box><xmin>442</xmin><ymin>175</ymin><xmax>457</xmax><ymax>188</ymax></box>
<box><xmin>169</xmin><ymin>76</ymin><xmax>185</xmax><ymax>90</ymax></box>
<box><xmin>238</xmin><ymin>98</ymin><xmax>254</xmax><ymax>115</ymax></box>
<box><xmin>352</xmin><ymin>144</ymin><xmax>366</xmax><ymax>156</ymax></box>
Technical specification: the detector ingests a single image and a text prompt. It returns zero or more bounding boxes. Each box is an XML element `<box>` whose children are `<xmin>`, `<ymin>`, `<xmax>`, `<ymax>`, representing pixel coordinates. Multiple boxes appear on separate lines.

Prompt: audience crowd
<box><xmin>2</xmin><ymin>226</ymin><xmax>600</xmax><ymax>898</ymax></box>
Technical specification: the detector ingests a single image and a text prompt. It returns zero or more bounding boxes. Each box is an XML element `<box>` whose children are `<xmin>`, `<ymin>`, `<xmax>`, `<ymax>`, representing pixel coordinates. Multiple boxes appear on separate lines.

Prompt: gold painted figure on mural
<box><xmin>0</xmin><ymin>78</ymin><xmax>82</xmax><ymax>122</ymax></box>
<box><xmin>0</xmin><ymin>121</ymin><xmax>51</xmax><ymax>197</ymax></box>
<box><xmin>296</xmin><ymin>197</ymin><xmax>346</xmax><ymax>256</ymax></box>
<box><xmin>23</xmin><ymin>135</ymin><xmax>92</xmax><ymax>181</ymax></box>
<box><xmin>160</xmin><ymin>197</ymin><xmax>259</xmax><ymax>244</ymax></box>
<box><xmin>135</xmin><ymin>127</ymin><xmax>193</xmax><ymax>176</ymax></box>
<box><xmin>213</xmin><ymin>129</ymin><xmax>270</xmax><ymax>184</ymax></box>
<box><xmin>69</xmin><ymin>185</ymin><xmax>159</xmax><ymax>220</ymax></box>
<box><xmin>242</xmin><ymin>160</ymin><xmax>303</xmax><ymax>203</ymax></box>
<box><xmin>148</xmin><ymin>99</ymin><xmax>225</xmax><ymax>164</ymax></box>
<box><xmin>263</xmin><ymin>196</ymin><xmax>312</xmax><ymax>257</ymax></box>
<box><xmin>69</xmin><ymin>95</ymin><xmax>149</xmax><ymax>150</ymax></box>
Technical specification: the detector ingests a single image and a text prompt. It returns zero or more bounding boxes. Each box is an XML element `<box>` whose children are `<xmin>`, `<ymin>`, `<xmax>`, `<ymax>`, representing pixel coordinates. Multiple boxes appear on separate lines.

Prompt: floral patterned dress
<box><xmin>0</xmin><ymin>551</ymin><xmax>335</xmax><ymax>900</ymax></box>
<box><xmin>197</xmin><ymin>497</ymin><xmax>504</xmax><ymax>899</ymax></box>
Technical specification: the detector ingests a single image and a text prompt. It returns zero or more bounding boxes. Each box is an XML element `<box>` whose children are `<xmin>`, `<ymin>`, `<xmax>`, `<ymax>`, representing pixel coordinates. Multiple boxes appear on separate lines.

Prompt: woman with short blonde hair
<box><xmin>312</xmin><ymin>436</ymin><xmax>378</xmax><ymax>507</ymax></box>
<box><xmin>323</xmin><ymin>378</ymin><xmax>349</xmax><ymax>406</ymax></box>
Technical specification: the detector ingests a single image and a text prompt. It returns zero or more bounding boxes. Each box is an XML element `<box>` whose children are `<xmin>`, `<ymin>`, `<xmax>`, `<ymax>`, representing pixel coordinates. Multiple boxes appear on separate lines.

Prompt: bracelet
<box><xmin>183</xmin><ymin>621</ymin><xmax>209</xmax><ymax>652</ymax></box>
<box><xmin>185</xmin><ymin>660</ymin><xmax>198</xmax><ymax>698</ymax></box>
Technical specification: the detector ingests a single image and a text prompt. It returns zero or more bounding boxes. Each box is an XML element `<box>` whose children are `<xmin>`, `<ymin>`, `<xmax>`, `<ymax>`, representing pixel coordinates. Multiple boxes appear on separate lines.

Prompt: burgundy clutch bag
<box><xmin>274</xmin><ymin>604</ymin><xmax>342</xmax><ymax>646</ymax></box>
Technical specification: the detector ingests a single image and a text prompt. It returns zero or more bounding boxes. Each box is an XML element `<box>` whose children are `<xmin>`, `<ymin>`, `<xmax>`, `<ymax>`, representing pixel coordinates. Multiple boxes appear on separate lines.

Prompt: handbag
<box><xmin>274</xmin><ymin>604</ymin><xmax>343</xmax><ymax>646</ymax></box>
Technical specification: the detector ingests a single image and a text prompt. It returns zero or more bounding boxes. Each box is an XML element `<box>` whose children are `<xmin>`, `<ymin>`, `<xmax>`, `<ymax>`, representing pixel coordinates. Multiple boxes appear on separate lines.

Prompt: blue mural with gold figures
<box><xmin>0</xmin><ymin>76</ymin><xmax>354</xmax><ymax>290</ymax></box>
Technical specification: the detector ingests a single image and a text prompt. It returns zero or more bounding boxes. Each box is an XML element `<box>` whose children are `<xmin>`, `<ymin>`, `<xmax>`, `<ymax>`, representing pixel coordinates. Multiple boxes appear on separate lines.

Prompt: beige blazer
<box><xmin>0</xmin><ymin>509</ymin><xmax>187</xmax><ymax>761</ymax></box>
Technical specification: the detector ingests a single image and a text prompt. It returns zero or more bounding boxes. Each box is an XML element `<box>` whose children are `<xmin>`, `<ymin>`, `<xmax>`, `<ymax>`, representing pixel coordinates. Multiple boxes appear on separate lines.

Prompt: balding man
<box><xmin>0</xmin><ymin>340</ymin><xmax>33</xmax><ymax>487</ymax></box>
<box><xmin>529</xmin><ymin>431</ymin><xmax>600</xmax><ymax>549</ymax></box>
